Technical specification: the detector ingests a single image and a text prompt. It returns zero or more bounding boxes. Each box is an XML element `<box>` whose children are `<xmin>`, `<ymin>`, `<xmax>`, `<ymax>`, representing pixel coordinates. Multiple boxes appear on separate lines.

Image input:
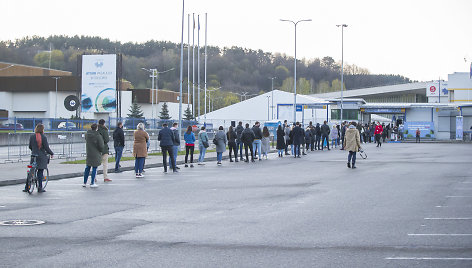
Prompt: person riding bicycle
<box><xmin>24</xmin><ymin>123</ymin><xmax>54</xmax><ymax>193</ymax></box>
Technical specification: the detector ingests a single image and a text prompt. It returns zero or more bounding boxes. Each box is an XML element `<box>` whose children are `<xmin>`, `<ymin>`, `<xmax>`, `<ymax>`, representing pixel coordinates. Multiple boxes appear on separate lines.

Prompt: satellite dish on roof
<box><xmin>64</xmin><ymin>95</ymin><xmax>80</xmax><ymax>111</ymax></box>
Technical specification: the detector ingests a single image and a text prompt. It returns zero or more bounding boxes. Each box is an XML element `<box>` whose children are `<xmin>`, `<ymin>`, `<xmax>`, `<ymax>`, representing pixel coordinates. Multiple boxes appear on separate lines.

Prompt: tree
<box><xmin>184</xmin><ymin>106</ymin><xmax>194</xmax><ymax>120</ymax></box>
<box><xmin>127</xmin><ymin>96</ymin><xmax>144</xmax><ymax>118</ymax></box>
<box><xmin>33</xmin><ymin>49</ymin><xmax>65</xmax><ymax>69</ymax></box>
<box><xmin>159</xmin><ymin>102</ymin><xmax>171</xmax><ymax>119</ymax></box>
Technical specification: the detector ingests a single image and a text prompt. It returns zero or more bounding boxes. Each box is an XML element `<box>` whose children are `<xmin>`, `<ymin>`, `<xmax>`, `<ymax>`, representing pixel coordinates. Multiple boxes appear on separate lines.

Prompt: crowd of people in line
<box><xmin>23</xmin><ymin>119</ymin><xmax>397</xmax><ymax>190</ymax></box>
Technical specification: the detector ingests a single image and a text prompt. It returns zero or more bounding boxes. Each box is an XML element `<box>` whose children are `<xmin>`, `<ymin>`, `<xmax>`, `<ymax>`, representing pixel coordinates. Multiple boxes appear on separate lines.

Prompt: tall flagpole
<box><xmin>187</xmin><ymin>14</ymin><xmax>191</xmax><ymax>109</ymax></box>
<box><xmin>197</xmin><ymin>15</ymin><xmax>201</xmax><ymax>121</ymax></box>
<box><xmin>192</xmin><ymin>13</ymin><xmax>195</xmax><ymax>118</ymax></box>
<box><xmin>178</xmin><ymin>0</ymin><xmax>185</xmax><ymax>134</ymax></box>
<box><xmin>204</xmin><ymin>13</ymin><xmax>208</xmax><ymax>122</ymax></box>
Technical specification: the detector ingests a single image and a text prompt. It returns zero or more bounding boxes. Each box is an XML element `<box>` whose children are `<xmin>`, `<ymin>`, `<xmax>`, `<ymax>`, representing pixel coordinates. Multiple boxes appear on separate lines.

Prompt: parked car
<box><xmin>58</xmin><ymin>122</ymin><xmax>77</xmax><ymax>129</ymax></box>
<box><xmin>0</xmin><ymin>123</ymin><xmax>24</xmax><ymax>130</ymax></box>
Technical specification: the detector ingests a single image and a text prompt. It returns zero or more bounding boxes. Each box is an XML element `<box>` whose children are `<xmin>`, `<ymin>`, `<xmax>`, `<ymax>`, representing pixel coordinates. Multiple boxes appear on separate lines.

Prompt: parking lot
<box><xmin>0</xmin><ymin>142</ymin><xmax>471</xmax><ymax>267</ymax></box>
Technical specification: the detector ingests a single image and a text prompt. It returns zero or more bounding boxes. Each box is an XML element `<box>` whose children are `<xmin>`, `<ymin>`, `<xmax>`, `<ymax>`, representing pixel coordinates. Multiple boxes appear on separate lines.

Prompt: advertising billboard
<box><xmin>81</xmin><ymin>54</ymin><xmax>117</xmax><ymax>113</ymax></box>
<box><xmin>403</xmin><ymin>121</ymin><xmax>435</xmax><ymax>139</ymax></box>
<box><xmin>426</xmin><ymin>81</ymin><xmax>448</xmax><ymax>97</ymax></box>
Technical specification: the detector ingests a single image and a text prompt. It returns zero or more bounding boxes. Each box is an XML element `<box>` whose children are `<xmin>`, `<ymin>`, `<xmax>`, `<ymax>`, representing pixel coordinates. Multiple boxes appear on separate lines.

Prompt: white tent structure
<box><xmin>201</xmin><ymin>90</ymin><xmax>330</xmax><ymax>127</ymax></box>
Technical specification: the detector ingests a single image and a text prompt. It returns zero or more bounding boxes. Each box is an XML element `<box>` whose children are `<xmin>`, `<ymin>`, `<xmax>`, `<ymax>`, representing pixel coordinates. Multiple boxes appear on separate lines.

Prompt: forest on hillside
<box><xmin>0</xmin><ymin>35</ymin><xmax>413</xmax><ymax>110</ymax></box>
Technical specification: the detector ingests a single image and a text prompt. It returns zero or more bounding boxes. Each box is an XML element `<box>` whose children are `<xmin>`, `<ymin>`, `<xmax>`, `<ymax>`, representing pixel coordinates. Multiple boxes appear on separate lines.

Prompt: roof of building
<box><xmin>310</xmin><ymin>82</ymin><xmax>429</xmax><ymax>99</ymax></box>
<box><xmin>0</xmin><ymin>61</ymin><xmax>72</xmax><ymax>77</ymax></box>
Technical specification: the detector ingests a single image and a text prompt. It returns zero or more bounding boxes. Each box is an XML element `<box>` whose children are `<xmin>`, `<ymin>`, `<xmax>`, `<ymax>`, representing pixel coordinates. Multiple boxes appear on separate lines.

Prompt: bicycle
<box><xmin>25</xmin><ymin>154</ymin><xmax>50</xmax><ymax>194</ymax></box>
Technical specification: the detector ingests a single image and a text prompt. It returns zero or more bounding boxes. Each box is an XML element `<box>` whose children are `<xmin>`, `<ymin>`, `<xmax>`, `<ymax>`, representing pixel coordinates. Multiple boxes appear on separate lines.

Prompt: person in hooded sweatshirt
<box><xmin>344</xmin><ymin>121</ymin><xmax>361</xmax><ymax>169</ymax></box>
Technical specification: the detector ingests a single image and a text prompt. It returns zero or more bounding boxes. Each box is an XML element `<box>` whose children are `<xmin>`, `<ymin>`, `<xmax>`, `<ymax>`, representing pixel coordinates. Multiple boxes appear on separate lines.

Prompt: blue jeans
<box><xmin>217</xmin><ymin>152</ymin><xmax>223</xmax><ymax>162</ymax></box>
<box><xmin>237</xmin><ymin>141</ymin><xmax>244</xmax><ymax>159</ymax></box>
<box><xmin>253</xmin><ymin>139</ymin><xmax>262</xmax><ymax>159</ymax></box>
<box><xmin>168</xmin><ymin>145</ymin><xmax>179</xmax><ymax>168</ymax></box>
<box><xmin>278</xmin><ymin>149</ymin><xmax>284</xmax><ymax>155</ymax></box>
<box><xmin>114</xmin><ymin>146</ymin><xmax>123</xmax><ymax>171</ymax></box>
<box><xmin>294</xmin><ymin>144</ymin><xmax>301</xmax><ymax>156</ymax></box>
<box><xmin>84</xmin><ymin>166</ymin><xmax>98</xmax><ymax>184</ymax></box>
<box><xmin>348</xmin><ymin>151</ymin><xmax>357</xmax><ymax>165</ymax></box>
<box><xmin>199</xmin><ymin>144</ymin><xmax>206</xmax><ymax>162</ymax></box>
<box><xmin>135</xmin><ymin>157</ymin><xmax>145</xmax><ymax>174</ymax></box>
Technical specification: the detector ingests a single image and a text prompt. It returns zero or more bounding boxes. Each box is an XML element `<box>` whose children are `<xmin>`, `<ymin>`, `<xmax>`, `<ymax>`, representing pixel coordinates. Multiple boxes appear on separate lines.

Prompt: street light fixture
<box><xmin>141</xmin><ymin>67</ymin><xmax>175</xmax><ymax>119</ymax></box>
<box><xmin>280</xmin><ymin>18</ymin><xmax>311</xmax><ymax>123</ymax></box>
<box><xmin>336</xmin><ymin>24</ymin><xmax>348</xmax><ymax>123</ymax></box>
<box><xmin>206</xmin><ymin>87</ymin><xmax>221</xmax><ymax>113</ymax></box>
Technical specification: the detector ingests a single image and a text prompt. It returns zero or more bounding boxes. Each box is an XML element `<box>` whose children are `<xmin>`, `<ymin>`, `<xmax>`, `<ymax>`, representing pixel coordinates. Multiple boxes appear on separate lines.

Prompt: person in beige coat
<box><xmin>344</xmin><ymin>121</ymin><xmax>361</xmax><ymax>169</ymax></box>
<box><xmin>133</xmin><ymin>123</ymin><xmax>149</xmax><ymax>178</ymax></box>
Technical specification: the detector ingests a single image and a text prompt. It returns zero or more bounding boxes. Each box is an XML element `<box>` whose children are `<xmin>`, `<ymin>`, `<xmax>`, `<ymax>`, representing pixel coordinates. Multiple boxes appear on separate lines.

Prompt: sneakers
<box><xmin>38</xmin><ymin>189</ymin><xmax>46</xmax><ymax>193</ymax></box>
<box><xmin>104</xmin><ymin>178</ymin><xmax>112</xmax><ymax>182</ymax></box>
<box><xmin>90</xmin><ymin>184</ymin><xmax>99</xmax><ymax>188</ymax></box>
<box><xmin>217</xmin><ymin>162</ymin><xmax>222</xmax><ymax>165</ymax></box>
<box><xmin>136</xmin><ymin>173</ymin><xmax>144</xmax><ymax>178</ymax></box>
<box><xmin>198</xmin><ymin>163</ymin><xmax>205</xmax><ymax>166</ymax></box>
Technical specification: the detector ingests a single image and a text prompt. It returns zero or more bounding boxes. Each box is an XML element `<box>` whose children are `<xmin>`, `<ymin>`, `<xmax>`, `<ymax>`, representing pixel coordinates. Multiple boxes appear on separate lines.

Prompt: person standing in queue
<box><xmin>98</xmin><ymin>119</ymin><xmax>111</xmax><ymax>182</ymax></box>
<box><xmin>375</xmin><ymin>121</ymin><xmax>383</xmax><ymax>147</ymax></box>
<box><xmin>320</xmin><ymin>121</ymin><xmax>330</xmax><ymax>150</ymax></box>
<box><xmin>133</xmin><ymin>122</ymin><xmax>149</xmax><ymax>177</ymax></box>
<box><xmin>184</xmin><ymin>126</ymin><xmax>195</xmax><ymax>167</ymax></box>
<box><xmin>197</xmin><ymin>126</ymin><xmax>209</xmax><ymax>165</ymax></box>
<box><xmin>241</xmin><ymin>123</ymin><xmax>255</xmax><ymax>162</ymax></box>
<box><xmin>24</xmin><ymin>123</ymin><xmax>54</xmax><ymax>193</ymax></box>
<box><xmin>168</xmin><ymin>123</ymin><xmax>180</xmax><ymax>170</ymax></box>
<box><xmin>215</xmin><ymin>126</ymin><xmax>227</xmax><ymax>165</ymax></box>
<box><xmin>227</xmin><ymin>126</ymin><xmax>238</xmax><ymax>162</ymax></box>
<box><xmin>276</xmin><ymin>124</ymin><xmax>285</xmax><ymax>157</ymax></box>
<box><xmin>235</xmin><ymin>121</ymin><xmax>244</xmax><ymax>161</ymax></box>
<box><xmin>344</xmin><ymin>122</ymin><xmax>361</xmax><ymax>169</ymax></box>
<box><xmin>292</xmin><ymin>122</ymin><xmax>304</xmax><ymax>158</ymax></box>
<box><xmin>113</xmin><ymin>122</ymin><xmax>125</xmax><ymax>173</ymax></box>
<box><xmin>252</xmin><ymin>122</ymin><xmax>263</xmax><ymax>161</ymax></box>
<box><xmin>315</xmin><ymin>123</ymin><xmax>322</xmax><ymax>150</ymax></box>
<box><xmin>284</xmin><ymin>121</ymin><xmax>291</xmax><ymax>155</ymax></box>
<box><xmin>331</xmin><ymin>124</ymin><xmax>339</xmax><ymax>148</ymax></box>
<box><xmin>83</xmin><ymin>123</ymin><xmax>104</xmax><ymax>187</ymax></box>
<box><xmin>158</xmin><ymin>123</ymin><xmax>177</xmax><ymax>173</ymax></box>
<box><xmin>261</xmin><ymin>126</ymin><xmax>271</xmax><ymax>160</ymax></box>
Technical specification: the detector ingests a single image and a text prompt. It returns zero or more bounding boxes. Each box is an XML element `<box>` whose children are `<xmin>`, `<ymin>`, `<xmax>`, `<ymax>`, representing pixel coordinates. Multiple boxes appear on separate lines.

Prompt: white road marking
<box><xmin>408</xmin><ymin>233</ymin><xmax>472</xmax><ymax>236</ymax></box>
<box><xmin>435</xmin><ymin>206</ymin><xmax>447</xmax><ymax>208</ymax></box>
<box><xmin>446</xmin><ymin>196</ymin><xmax>472</xmax><ymax>198</ymax></box>
<box><xmin>386</xmin><ymin>257</ymin><xmax>472</xmax><ymax>260</ymax></box>
<box><xmin>424</xmin><ymin>218</ymin><xmax>472</xmax><ymax>220</ymax></box>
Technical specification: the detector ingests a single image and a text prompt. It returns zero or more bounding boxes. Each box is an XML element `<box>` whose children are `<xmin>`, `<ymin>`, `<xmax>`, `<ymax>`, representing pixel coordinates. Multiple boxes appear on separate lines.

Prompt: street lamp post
<box><xmin>141</xmin><ymin>67</ymin><xmax>174</xmax><ymax>120</ymax></box>
<box><xmin>269</xmin><ymin>77</ymin><xmax>276</xmax><ymax>120</ymax></box>
<box><xmin>206</xmin><ymin>87</ymin><xmax>220</xmax><ymax>113</ymax></box>
<box><xmin>336</xmin><ymin>24</ymin><xmax>348</xmax><ymax>123</ymax></box>
<box><xmin>280</xmin><ymin>19</ymin><xmax>311</xmax><ymax>124</ymax></box>
<box><xmin>266</xmin><ymin>96</ymin><xmax>270</xmax><ymax>121</ymax></box>
<box><xmin>52</xmin><ymin>77</ymin><xmax>61</xmax><ymax>119</ymax></box>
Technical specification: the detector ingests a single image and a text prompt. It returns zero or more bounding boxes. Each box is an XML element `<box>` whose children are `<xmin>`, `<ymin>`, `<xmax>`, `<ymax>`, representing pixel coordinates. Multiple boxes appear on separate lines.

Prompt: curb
<box><xmin>0</xmin><ymin>155</ymin><xmax>230</xmax><ymax>187</ymax></box>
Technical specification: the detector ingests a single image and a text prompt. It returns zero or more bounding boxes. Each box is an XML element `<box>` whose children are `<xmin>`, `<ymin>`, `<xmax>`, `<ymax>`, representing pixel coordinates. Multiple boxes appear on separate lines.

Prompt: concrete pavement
<box><xmin>1</xmin><ymin>142</ymin><xmax>471</xmax><ymax>267</ymax></box>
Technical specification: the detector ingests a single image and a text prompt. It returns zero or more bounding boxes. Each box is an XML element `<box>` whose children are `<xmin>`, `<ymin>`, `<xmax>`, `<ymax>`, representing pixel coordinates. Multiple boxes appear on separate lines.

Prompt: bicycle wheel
<box><xmin>42</xmin><ymin>169</ymin><xmax>49</xmax><ymax>189</ymax></box>
<box><xmin>26</xmin><ymin>171</ymin><xmax>35</xmax><ymax>194</ymax></box>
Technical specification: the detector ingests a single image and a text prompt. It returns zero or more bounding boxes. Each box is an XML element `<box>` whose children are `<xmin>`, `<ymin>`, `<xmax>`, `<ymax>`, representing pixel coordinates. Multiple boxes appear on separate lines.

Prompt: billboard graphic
<box><xmin>81</xmin><ymin>54</ymin><xmax>117</xmax><ymax>113</ymax></box>
<box><xmin>426</xmin><ymin>81</ymin><xmax>448</xmax><ymax>97</ymax></box>
<box><xmin>404</xmin><ymin>121</ymin><xmax>435</xmax><ymax>139</ymax></box>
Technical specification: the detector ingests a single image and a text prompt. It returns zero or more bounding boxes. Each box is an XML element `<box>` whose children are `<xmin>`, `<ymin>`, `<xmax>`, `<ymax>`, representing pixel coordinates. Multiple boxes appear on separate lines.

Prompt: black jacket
<box><xmin>276</xmin><ymin>128</ymin><xmax>285</xmax><ymax>149</ymax></box>
<box><xmin>241</xmin><ymin>128</ymin><xmax>255</xmax><ymax>145</ymax></box>
<box><xmin>252</xmin><ymin>126</ymin><xmax>262</xmax><ymax>140</ymax></box>
<box><xmin>235</xmin><ymin>125</ymin><xmax>244</xmax><ymax>142</ymax></box>
<box><xmin>227</xmin><ymin>129</ymin><xmax>237</xmax><ymax>144</ymax></box>
<box><xmin>158</xmin><ymin>127</ymin><xmax>175</xmax><ymax>147</ymax></box>
<box><xmin>315</xmin><ymin>125</ymin><xmax>321</xmax><ymax>136</ymax></box>
<box><xmin>292</xmin><ymin>126</ymin><xmax>304</xmax><ymax>145</ymax></box>
<box><xmin>113</xmin><ymin>127</ymin><xmax>125</xmax><ymax>147</ymax></box>
<box><xmin>321</xmin><ymin>124</ymin><xmax>330</xmax><ymax>136</ymax></box>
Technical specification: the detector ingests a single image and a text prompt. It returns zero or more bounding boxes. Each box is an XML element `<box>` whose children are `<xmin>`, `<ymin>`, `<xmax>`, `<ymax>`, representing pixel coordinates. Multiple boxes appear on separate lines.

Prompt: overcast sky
<box><xmin>2</xmin><ymin>0</ymin><xmax>471</xmax><ymax>82</ymax></box>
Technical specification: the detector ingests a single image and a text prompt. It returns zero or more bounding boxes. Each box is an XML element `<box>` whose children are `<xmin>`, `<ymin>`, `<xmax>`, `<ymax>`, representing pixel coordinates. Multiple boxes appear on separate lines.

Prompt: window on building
<box><xmin>331</xmin><ymin>109</ymin><xmax>359</xmax><ymax>121</ymax></box>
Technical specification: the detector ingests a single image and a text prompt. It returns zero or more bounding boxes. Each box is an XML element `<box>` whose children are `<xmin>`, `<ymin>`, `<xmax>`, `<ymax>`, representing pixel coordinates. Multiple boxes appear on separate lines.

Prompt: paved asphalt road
<box><xmin>1</xmin><ymin>142</ymin><xmax>471</xmax><ymax>267</ymax></box>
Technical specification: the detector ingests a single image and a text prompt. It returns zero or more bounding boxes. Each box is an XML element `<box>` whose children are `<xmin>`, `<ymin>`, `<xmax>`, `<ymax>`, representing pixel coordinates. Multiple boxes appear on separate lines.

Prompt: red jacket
<box><xmin>374</xmin><ymin>125</ymin><xmax>383</xmax><ymax>135</ymax></box>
